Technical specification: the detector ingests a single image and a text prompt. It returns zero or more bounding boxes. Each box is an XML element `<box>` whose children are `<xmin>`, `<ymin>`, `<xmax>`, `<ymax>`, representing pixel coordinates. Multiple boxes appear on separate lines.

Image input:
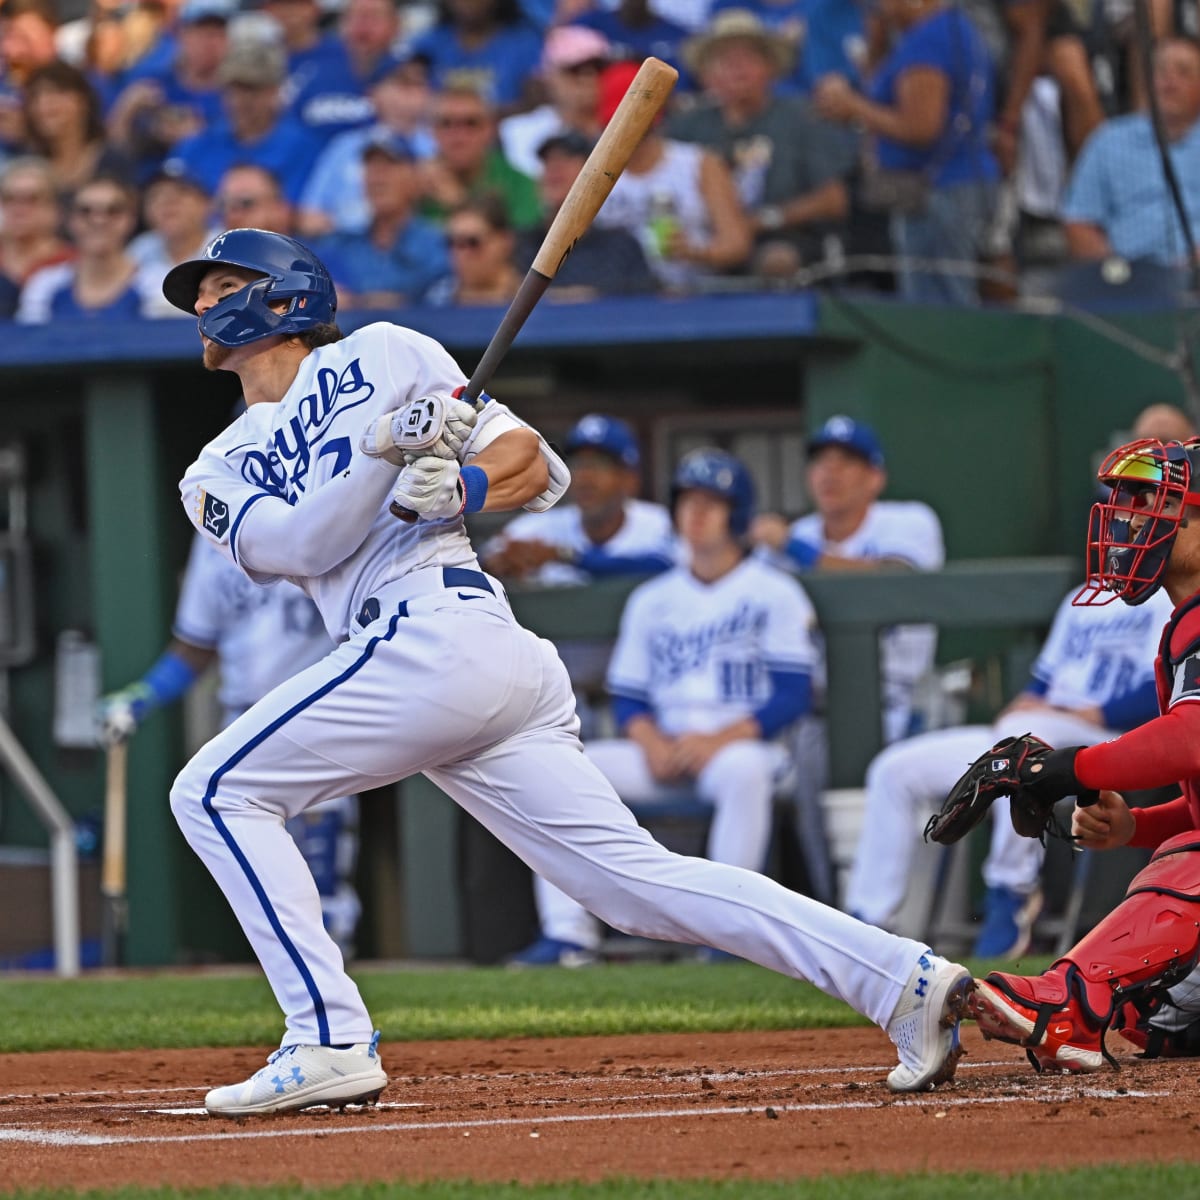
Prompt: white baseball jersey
<box><xmin>491</xmin><ymin>498</ymin><xmax>679</xmax><ymax>586</ymax></box>
<box><xmin>786</xmin><ymin>500</ymin><xmax>945</xmax><ymax>741</ymax></box>
<box><xmin>607</xmin><ymin>556</ymin><xmax>819</xmax><ymax>736</ymax></box>
<box><xmin>171</xmin><ymin>316</ymin><xmax>946</xmax><ymax>1067</ymax></box>
<box><xmin>173</xmin><ymin>534</ymin><xmax>332</xmax><ymax>717</ymax></box>
<box><xmin>179</xmin><ymin>322</ymin><xmax>559</xmax><ymax>641</ymax></box>
<box><xmin>1029</xmin><ymin>586</ymin><xmax>1172</xmax><ymax>710</ymax></box>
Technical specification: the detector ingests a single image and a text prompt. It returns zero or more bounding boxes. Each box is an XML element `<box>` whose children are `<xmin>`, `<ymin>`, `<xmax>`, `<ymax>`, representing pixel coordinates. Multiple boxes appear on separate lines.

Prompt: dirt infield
<box><xmin>4</xmin><ymin>1026</ymin><xmax>1200</xmax><ymax>1191</ymax></box>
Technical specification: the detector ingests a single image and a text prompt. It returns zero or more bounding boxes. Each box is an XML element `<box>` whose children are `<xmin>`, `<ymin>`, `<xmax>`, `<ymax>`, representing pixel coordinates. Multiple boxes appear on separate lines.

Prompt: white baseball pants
<box><xmin>843</xmin><ymin>709</ymin><xmax>1119</xmax><ymax>928</ymax></box>
<box><xmin>171</xmin><ymin>567</ymin><xmax>935</xmax><ymax>1047</ymax></box>
<box><xmin>536</xmin><ymin>737</ymin><xmax>790</xmax><ymax>951</ymax></box>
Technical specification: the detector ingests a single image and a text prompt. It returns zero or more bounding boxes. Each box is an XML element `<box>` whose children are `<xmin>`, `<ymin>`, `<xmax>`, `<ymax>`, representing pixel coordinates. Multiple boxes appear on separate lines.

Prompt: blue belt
<box><xmin>355</xmin><ymin>568</ymin><xmax>494</xmax><ymax>627</ymax></box>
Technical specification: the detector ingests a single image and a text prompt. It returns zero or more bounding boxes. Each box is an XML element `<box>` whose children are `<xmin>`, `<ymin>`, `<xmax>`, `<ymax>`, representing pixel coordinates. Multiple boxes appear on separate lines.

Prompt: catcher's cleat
<box><xmin>970</xmin><ymin>974</ymin><xmax>1104</xmax><ymax>1073</ymax></box>
<box><xmin>205</xmin><ymin>1030</ymin><xmax>387</xmax><ymax>1116</ymax></box>
<box><xmin>885</xmin><ymin>952</ymin><xmax>974</xmax><ymax>1093</ymax></box>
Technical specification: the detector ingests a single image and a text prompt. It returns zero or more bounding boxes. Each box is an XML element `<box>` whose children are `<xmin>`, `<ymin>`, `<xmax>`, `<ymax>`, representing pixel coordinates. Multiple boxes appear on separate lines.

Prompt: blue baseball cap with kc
<box><xmin>807</xmin><ymin>415</ymin><xmax>885</xmax><ymax>468</ymax></box>
<box><xmin>564</xmin><ymin>414</ymin><xmax>639</xmax><ymax>468</ymax></box>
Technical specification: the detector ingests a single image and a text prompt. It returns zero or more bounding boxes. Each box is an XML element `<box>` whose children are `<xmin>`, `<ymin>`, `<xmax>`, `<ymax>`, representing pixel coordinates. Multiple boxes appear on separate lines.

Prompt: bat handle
<box><xmin>390</xmin><ymin>500</ymin><xmax>419</xmax><ymax>522</ymax></box>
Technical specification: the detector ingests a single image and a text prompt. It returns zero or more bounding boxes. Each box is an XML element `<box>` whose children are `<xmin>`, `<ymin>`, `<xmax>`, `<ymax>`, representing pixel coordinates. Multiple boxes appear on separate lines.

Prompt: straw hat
<box><xmin>683</xmin><ymin>8</ymin><xmax>797</xmax><ymax>76</ymax></box>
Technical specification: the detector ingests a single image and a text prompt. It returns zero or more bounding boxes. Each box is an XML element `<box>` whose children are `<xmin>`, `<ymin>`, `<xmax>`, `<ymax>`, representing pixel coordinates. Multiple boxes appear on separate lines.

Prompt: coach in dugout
<box><xmin>750</xmin><ymin>414</ymin><xmax>945</xmax><ymax>744</ymax></box>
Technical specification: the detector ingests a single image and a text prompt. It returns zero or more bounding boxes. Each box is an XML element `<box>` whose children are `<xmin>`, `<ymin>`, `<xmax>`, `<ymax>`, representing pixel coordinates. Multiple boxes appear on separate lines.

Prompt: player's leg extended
<box><xmin>843</xmin><ymin>727</ymin><xmax>993</xmax><ymax>927</ymax></box>
<box><xmin>430</xmin><ymin>635</ymin><xmax>972</xmax><ymax>1091</ymax></box>
<box><xmin>970</xmin><ymin>833</ymin><xmax>1200</xmax><ymax>1072</ymax></box>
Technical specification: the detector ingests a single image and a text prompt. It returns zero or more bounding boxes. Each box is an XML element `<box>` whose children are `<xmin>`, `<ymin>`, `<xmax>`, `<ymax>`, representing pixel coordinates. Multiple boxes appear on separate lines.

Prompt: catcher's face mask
<box><xmin>1077</xmin><ymin>438</ymin><xmax>1200</xmax><ymax>607</ymax></box>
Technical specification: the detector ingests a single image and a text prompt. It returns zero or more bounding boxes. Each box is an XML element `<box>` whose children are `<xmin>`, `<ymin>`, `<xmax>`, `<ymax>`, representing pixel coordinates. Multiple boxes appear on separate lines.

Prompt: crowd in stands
<box><xmin>2</xmin><ymin>0</ymin><xmax>1200</xmax><ymax>320</ymax></box>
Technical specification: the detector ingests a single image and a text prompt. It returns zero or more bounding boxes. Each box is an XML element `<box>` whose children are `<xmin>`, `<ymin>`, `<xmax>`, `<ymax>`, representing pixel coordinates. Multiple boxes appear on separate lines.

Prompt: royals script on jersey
<box><xmin>606</xmin><ymin>557</ymin><xmax>819</xmax><ymax>737</ymax></box>
<box><xmin>179</xmin><ymin>323</ymin><xmax>555</xmax><ymax>640</ymax></box>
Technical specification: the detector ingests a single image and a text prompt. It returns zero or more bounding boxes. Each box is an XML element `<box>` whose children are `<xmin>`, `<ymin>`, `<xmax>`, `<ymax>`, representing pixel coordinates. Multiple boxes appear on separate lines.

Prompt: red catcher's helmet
<box><xmin>1076</xmin><ymin>438</ymin><xmax>1200</xmax><ymax>607</ymax></box>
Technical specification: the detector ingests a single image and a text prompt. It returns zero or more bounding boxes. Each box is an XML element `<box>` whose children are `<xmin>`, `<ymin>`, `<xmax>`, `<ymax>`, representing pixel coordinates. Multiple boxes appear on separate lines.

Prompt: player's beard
<box><xmin>203</xmin><ymin>341</ymin><xmax>232</xmax><ymax>370</ymax></box>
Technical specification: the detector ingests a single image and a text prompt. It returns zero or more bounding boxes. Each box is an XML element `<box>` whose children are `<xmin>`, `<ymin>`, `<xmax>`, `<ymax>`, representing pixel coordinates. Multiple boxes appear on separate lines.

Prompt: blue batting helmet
<box><xmin>671</xmin><ymin>448</ymin><xmax>756</xmax><ymax>537</ymax></box>
<box><xmin>563</xmin><ymin>414</ymin><xmax>640</xmax><ymax>468</ymax></box>
<box><xmin>162</xmin><ymin>228</ymin><xmax>337</xmax><ymax>348</ymax></box>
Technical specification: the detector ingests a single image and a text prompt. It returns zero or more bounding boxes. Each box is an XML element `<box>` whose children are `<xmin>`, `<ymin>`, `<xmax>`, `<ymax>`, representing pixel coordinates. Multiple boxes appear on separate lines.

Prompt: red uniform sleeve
<box><xmin>1128</xmin><ymin>795</ymin><xmax>1194</xmax><ymax>848</ymax></box>
<box><xmin>1075</xmin><ymin>702</ymin><xmax>1200</xmax><ymax>793</ymax></box>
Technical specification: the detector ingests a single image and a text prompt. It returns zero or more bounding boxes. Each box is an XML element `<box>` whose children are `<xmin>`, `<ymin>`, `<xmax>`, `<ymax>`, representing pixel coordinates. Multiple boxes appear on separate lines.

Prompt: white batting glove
<box><xmin>391</xmin><ymin>455</ymin><xmax>465</xmax><ymax>520</ymax></box>
<box><xmin>361</xmin><ymin>394</ymin><xmax>478</xmax><ymax>466</ymax></box>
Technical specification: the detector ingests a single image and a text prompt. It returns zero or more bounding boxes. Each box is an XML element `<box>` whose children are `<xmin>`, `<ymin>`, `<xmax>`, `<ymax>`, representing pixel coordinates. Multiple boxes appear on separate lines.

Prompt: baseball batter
<box><xmin>163</xmin><ymin>228</ymin><xmax>972</xmax><ymax>1116</ymax></box>
<box><xmin>845</xmin><ymin>583</ymin><xmax>1171</xmax><ymax>953</ymax></box>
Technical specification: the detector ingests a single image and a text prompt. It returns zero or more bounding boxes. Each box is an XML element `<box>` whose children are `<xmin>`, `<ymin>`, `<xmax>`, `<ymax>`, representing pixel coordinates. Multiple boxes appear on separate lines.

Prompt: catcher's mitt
<box><xmin>924</xmin><ymin>733</ymin><xmax>1098</xmax><ymax>845</ymax></box>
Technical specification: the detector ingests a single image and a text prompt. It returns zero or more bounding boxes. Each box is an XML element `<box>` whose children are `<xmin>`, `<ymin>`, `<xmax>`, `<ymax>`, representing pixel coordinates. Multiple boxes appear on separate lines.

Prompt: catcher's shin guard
<box><xmin>972</xmin><ymin>833</ymin><xmax>1200</xmax><ymax>1072</ymax></box>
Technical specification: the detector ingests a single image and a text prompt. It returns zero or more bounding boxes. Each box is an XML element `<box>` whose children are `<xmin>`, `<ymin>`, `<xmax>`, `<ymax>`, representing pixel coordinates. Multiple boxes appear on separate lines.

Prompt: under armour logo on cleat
<box><xmin>915</xmin><ymin>977</ymin><xmax>929</xmax><ymax>998</ymax></box>
<box><xmin>271</xmin><ymin>1067</ymin><xmax>306</xmax><ymax>1093</ymax></box>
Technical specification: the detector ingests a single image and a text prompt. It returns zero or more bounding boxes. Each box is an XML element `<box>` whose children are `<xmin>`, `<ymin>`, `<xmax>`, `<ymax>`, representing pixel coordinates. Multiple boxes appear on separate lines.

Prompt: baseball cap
<box><xmin>597</xmin><ymin>59</ymin><xmax>643</xmax><ymax>128</ymax></box>
<box><xmin>218</xmin><ymin>38</ymin><xmax>287</xmax><ymax>86</ymax></box>
<box><xmin>536</xmin><ymin>129</ymin><xmax>594</xmax><ymax>160</ymax></box>
<box><xmin>807</xmin><ymin>415</ymin><xmax>885</xmax><ymax>468</ymax></box>
<box><xmin>564</xmin><ymin>414</ymin><xmax>639</xmax><ymax>468</ymax></box>
<box><xmin>541</xmin><ymin>25</ymin><xmax>610</xmax><ymax>72</ymax></box>
<box><xmin>179</xmin><ymin>0</ymin><xmax>236</xmax><ymax>24</ymax></box>
<box><xmin>361</xmin><ymin>128</ymin><xmax>416</xmax><ymax>162</ymax></box>
<box><xmin>146</xmin><ymin>160</ymin><xmax>212</xmax><ymax>195</ymax></box>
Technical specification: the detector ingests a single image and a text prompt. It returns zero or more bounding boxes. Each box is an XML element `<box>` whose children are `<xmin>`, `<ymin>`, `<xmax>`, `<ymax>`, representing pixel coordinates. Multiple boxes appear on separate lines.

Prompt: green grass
<box><xmin>9</xmin><ymin>1165</ymin><xmax>1199</xmax><ymax>1200</ymax></box>
<box><xmin>0</xmin><ymin>957</ymin><xmax>1054</xmax><ymax>1054</ymax></box>
<box><xmin>0</xmin><ymin>961</ymin><xmax>873</xmax><ymax>1053</ymax></box>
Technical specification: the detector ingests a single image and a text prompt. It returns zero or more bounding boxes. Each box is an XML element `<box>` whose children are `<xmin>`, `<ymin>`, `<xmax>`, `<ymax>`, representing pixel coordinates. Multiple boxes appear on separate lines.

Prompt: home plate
<box><xmin>142</xmin><ymin>1102</ymin><xmax>425</xmax><ymax>1116</ymax></box>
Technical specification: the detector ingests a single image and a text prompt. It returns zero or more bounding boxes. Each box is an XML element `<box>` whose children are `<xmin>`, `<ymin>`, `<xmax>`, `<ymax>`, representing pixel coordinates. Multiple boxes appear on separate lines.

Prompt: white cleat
<box><xmin>885</xmin><ymin>952</ymin><xmax>974</xmax><ymax>1093</ymax></box>
<box><xmin>205</xmin><ymin>1030</ymin><xmax>387</xmax><ymax>1117</ymax></box>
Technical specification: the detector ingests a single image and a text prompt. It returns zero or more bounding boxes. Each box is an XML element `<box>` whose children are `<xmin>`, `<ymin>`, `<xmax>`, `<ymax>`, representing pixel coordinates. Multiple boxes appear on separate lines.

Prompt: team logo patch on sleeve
<box><xmin>201</xmin><ymin>490</ymin><xmax>231</xmax><ymax>540</ymax></box>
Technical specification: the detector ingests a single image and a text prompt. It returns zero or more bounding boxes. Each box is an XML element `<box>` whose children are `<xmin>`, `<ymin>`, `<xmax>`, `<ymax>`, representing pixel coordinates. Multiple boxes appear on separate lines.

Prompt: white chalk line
<box><xmin>0</xmin><ymin>1086</ymin><xmax>1168</xmax><ymax>1148</ymax></box>
<box><xmin>0</xmin><ymin>1057</ymin><xmax>1025</xmax><ymax>1106</ymax></box>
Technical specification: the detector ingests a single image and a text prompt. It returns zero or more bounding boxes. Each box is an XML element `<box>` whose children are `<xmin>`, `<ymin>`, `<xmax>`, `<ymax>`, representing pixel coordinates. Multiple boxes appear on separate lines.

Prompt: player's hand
<box><xmin>671</xmin><ymin>731</ymin><xmax>726</xmax><ymax>775</ymax></box>
<box><xmin>1071</xmin><ymin>789</ymin><xmax>1135</xmax><ymax>850</ymax></box>
<box><xmin>391</xmin><ymin>456</ymin><xmax>465</xmax><ymax>520</ymax></box>
<box><xmin>642</xmin><ymin>734</ymin><xmax>691</xmax><ymax>784</ymax></box>
<box><xmin>362</xmin><ymin>393</ymin><xmax>479</xmax><ymax>466</ymax></box>
<box><xmin>95</xmin><ymin>683</ymin><xmax>154</xmax><ymax>747</ymax></box>
<box><xmin>748</xmin><ymin>513</ymin><xmax>790</xmax><ymax>552</ymax></box>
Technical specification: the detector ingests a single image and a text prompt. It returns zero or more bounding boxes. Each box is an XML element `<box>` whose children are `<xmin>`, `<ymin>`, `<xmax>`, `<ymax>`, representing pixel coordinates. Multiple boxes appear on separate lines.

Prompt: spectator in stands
<box><xmin>417</xmin><ymin>83</ymin><xmax>541</xmax><ymax>230</ymax></box>
<box><xmin>264</xmin><ymin>0</ymin><xmax>396</xmax><ymax>148</ymax></box>
<box><xmin>129</xmin><ymin>164</ymin><xmax>218</xmax><ymax>317</ymax></box>
<box><xmin>483</xmin><ymin>413</ymin><xmax>677</xmax><ymax>585</ymax></box>
<box><xmin>424</xmin><ymin>194</ymin><xmax>522</xmax><ymax>306</ymax></box>
<box><xmin>498</xmin><ymin>24</ymin><xmax>607</xmax><ymax>179</ymax></box>
<box><xmin>408</xmin><ymin>0</ymin><xmax>545</xmax><ymax>115</ymax></box>
<box><xmin>1</xmin><ymin>0</ymin><xmax>60</xmax><ymax>91</ymax></box>
<box><xmin>507</xmin><ymin>448</ymin><xmax>818</xmax><ymax>967</ymax></box>
<box><xmin>798</xmin><ymin>0</ymin><xmax>867</xmax><ymax>86</ymax></box>
<box><xmin>594</xmin><ymin>59</ymin><xmax>751</xmax><ymax>291</ymax></box>
<box><xmin>298</xmin><ymin>57</ymin><xmax>437</xmax><ymax>238</ymax></box>
<box><xmin>215</xmin><ymin>162</ymin><xmax>295</xmax><ymax>235</ymax></box>
<box><xmin>513</xmin><ymin>129</ymin><xmax>658</xmax><ymax>297</ymax></box>
<box><xmin>315</xmin><ymin>128</ymin><xmax>449</xmax><ymax>308</ymax></box>
<box><xmin>750</xmin><ymin>415</ymin><xmax>945</xmax><ymax>743</ymax></box>
<box><xmin>845</xmin><ymin>581</ymin><xmax>1170</xmax><ymax>958</ymax></box>
<box><xmin>1062</xmin><ymin>35</ymin><xmax>1200</xmax><ymax>266</ymax></box>
<box><xmin>1129</xmin><ymin>400</ymin><xmax>1197</xmax><ymax>443</ymax></box>
<box><xmin>813</xmin><ymin>0</ymin><xmax>1000</xmax><ymax>305</ymax></box>
<box><xmin>17</xmin><ymin>173</ymin><xmax>153</xmax><ymax>320</ymax></box>
<box><xmin>0</xmin><ymin>155</ymin><xmax>71</xmax><ymax>317</ymax></box>
<box><xmin>106</xmin><ymin>0</ymin><xmax>231</xmax><ymax>181</ymax></box>
<box><xmin>164</xmin><ymin>37</ymin><xmax>321</xmax><ymax>203</ymax></box>
<box><xmin>23</xmin><ymin>60</ymin><xmax>133</xmax><ymax>203</ymax></box>
<box><xmin>669</xmin><ymin>10</ymin><xmax>856</xmax><ymax>279</ymax></box>
<box><xmin>567</xmin><ymin>0</ymin><xmax>691</xmax><ymax>86</ymax></box>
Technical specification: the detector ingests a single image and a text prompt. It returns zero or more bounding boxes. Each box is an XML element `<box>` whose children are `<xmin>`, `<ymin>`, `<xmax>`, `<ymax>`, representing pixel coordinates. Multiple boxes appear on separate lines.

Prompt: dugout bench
<box><xmin>399</xmin><ymin>556</ymin><xmax>1091</xmax><ymax>962</ymax></box>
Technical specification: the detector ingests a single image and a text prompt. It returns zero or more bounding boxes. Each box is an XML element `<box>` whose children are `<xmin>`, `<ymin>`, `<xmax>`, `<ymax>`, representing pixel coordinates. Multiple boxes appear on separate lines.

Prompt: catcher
<box><xmin>927</xmin><ymin>436</ymin><xmax>1200</xmax><ymax>1072</ymax></box>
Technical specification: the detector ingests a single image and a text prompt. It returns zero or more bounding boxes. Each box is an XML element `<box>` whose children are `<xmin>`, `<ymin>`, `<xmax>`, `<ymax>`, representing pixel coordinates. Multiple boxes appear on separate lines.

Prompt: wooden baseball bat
<box><xmin>390</xmin><ymin>55</ymin><xmax>679</xmax><ymax>520</ymax></box>
<box><xmin>100</xmin><ymin>741</ymin><xmax>128</xmax><ymax>967</ymax></box>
